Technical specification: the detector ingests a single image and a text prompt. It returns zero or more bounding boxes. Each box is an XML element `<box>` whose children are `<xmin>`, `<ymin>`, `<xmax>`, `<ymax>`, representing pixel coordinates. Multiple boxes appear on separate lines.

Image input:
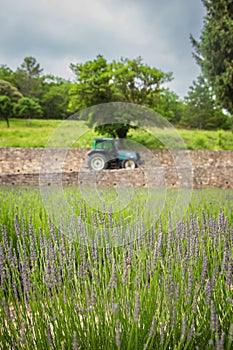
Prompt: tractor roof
<box><xmin>94</xmin><ymin>138</ymin><xmax>114</xmax><ymax>142</ymax></box>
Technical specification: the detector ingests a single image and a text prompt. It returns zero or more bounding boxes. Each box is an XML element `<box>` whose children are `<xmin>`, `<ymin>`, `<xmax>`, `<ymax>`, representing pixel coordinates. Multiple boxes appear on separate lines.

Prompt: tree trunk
<box><xmin>5</xmin><ymin>117</ymin><xmax>10</xmax><ymax>128</ymax></box>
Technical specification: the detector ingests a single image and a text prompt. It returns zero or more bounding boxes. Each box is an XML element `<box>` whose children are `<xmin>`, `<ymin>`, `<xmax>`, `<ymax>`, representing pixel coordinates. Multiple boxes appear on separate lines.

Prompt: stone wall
<box><xmin>0</xmin><ymin>148</ymin><xmax>233</xmax><ymax>188</ymax></box>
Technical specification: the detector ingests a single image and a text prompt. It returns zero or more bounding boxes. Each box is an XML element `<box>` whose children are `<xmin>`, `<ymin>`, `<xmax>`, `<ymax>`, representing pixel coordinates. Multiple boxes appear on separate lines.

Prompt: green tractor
<box><xmin>87</xmin><ymin>138</ymin><xmax>143</xmax><ymax>171</ymax></box>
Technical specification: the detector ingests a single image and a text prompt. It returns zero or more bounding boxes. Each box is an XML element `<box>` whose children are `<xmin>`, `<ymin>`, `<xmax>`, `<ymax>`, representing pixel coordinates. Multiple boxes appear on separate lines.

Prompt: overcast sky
<box><xmin>0</xmin><ymin>0</ymin><xmax>206</xmax><ymax>98</ymax></box>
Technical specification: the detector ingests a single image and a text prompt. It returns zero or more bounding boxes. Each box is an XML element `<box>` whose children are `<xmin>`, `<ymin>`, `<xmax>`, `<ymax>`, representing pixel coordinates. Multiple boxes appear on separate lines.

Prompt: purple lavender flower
<box><xmin>72</xmin><ymin>332</ymin><xmax>79</xmax><ymax>350</ymax></box>
<box><xmin>14</xmin><ymin>214</ymin><xmax>21</xmax><ymax>237</ymax></box>
<box><xmin>210</xmin><ymin>300</ymin><xmax>216</xmax><ymax>332</ymax></box>
<box><xmin>148</xmin><ymin>315</ymin><xmax>156</xmax><ymax>338</ymax></box>
<box><xmin>133</xmin><ymin>291</ymin><xmax>140</xmax><ymax>323</ymax></box>
<box><xmin>115</xmin><ymin>319</ymin><xmax>121</xmax><ymax>347</ymax></box>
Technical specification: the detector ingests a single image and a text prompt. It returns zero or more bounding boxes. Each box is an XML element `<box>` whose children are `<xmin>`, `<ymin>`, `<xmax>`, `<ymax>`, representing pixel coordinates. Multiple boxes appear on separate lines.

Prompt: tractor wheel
<box><xmin>88</xmin><ymin>154</ymin><xmax>108</xmax><ymax>171</ymax></box>
<box><xmin>122</xmin><ymin>159</ymin><xmax>136</xmax><ymax>169</ymax></box>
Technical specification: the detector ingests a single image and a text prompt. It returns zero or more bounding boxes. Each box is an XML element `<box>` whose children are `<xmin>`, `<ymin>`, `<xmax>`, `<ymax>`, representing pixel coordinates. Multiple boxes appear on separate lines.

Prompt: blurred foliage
<box><xmin>0</xmin><ymin>55</ymin><xmax>232</xmax><ymax>134</ymax></box>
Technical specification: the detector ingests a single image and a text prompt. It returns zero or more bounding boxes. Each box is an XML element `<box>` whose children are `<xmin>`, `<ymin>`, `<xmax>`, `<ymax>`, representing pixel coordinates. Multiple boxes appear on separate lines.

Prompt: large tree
<box><xmin>69</xmin><ymin>55</ymin><xmax>172</xmax><ymax>138</ymax></box>
<box><xmin>14</xmin><ymin>56</ymin><xmax>44</xmax><ymax>97</ymax></box>
<box><xmin>191</xmin><ymin>0</ymin><xmax>233</xmax><ymax>115</ymax></box>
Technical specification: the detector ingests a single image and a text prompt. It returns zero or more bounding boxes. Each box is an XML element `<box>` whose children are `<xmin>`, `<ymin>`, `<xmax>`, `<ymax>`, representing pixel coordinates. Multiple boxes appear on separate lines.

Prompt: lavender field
<box><xmin>0</xmin><ymin>187</ymin><xmax>233</xmax><ymax>349</ymax></box>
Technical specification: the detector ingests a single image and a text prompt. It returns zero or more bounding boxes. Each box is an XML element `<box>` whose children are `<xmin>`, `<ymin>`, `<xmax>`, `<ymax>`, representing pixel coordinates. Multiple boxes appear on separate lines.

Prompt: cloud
<box><xmin>0</xmin><ymin>0</ymin><xmax>205</xmax><ymax>97</ymax></box>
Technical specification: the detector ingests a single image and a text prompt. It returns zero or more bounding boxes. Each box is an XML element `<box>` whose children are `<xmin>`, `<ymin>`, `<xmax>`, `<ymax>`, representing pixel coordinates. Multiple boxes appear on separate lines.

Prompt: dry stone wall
<box><xmin>0</xmin><ymin>148</ymin><xmax>233</xmax><ymax>188</ymax></box>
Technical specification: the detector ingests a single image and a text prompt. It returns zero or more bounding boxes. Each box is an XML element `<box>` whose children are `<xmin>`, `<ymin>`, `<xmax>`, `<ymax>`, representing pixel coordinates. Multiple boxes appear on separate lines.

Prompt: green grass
<box><xmin>0</xmin><ymin>119</ymin><xmax>63</xmax><ymax>148</ymax></box>
<box><xmin>0</xmin><ymin>118</ymin><xmax>233</xmax><ymax>149</ymax></box>
<box><xmin>0</xmin><ymin>187</ymin><xmax>233</xmax><ymax>349</ymax></box>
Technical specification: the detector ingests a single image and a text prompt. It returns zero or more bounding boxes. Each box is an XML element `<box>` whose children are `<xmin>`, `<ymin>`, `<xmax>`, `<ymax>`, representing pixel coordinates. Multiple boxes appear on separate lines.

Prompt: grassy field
<box><xmin>0</xmin><ymin>186</ymin><xmax>233</xmax><ymax>349</ymax></box>
<box><xmin>0</xmin><ymin>118</ymin><xmax>233</xmax><ymax>149</ymax></box>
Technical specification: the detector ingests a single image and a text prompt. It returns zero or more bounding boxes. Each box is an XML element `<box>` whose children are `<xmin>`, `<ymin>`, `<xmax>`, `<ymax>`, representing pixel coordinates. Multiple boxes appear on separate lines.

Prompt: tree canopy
<box><xmin>69</xmin><ymin>55</ymin><xmax>173</xmax><ymax>137</ymax></box>
<box><xmin>0</xmin><ymin>79</ymin><xmax>23</xmax><ymax>102</ymax></box>
<box><xmin>182</xmin><ymin>75</ymin><xmax>231</xmax><ymax>129</ymax></box>
<box><xmin>0</xmin><ymin>79</ymin><xmax>23</xmax><ymax>127</ymax></box>
<box><xmin>69</xmin><ymin>55</ymin><xmax>172</xmax><ymax>111</ymax></box>
<box><xmin>14</xmin><ymin>56</ymin><xmax>44</xmax><ymax>97</ymax></box>
<box><xmin>14</xmin><ymin>97</ymin><xmax>43</xmax><ymax>120</ymax></box>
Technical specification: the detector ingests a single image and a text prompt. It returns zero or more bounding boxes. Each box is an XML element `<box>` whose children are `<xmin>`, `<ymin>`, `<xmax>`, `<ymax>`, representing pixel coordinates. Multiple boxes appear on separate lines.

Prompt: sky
<box><xmin>0</xmin><ymin>0</ymin><xmax>206</xmax><ymax>98</ymax></box>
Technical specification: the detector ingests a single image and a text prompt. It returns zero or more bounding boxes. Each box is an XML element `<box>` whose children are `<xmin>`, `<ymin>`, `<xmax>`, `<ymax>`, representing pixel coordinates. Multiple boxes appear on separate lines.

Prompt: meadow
<box><xmin>0</xmin><ymin>119</ymin><xmax>233</xmax><ymax>150</ymax></box>
<box><xmin>0</xmin><ymin>186</ymin><xmax>233</xmax><ymax>349</ymax></box>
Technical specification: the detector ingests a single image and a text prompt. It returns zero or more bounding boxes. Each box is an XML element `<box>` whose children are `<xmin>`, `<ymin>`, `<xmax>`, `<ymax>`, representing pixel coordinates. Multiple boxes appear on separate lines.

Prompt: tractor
<box><xmin>87</xmin><ymin>138</ymin><xmax>143</xmax><ymax>171</ymax></box>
